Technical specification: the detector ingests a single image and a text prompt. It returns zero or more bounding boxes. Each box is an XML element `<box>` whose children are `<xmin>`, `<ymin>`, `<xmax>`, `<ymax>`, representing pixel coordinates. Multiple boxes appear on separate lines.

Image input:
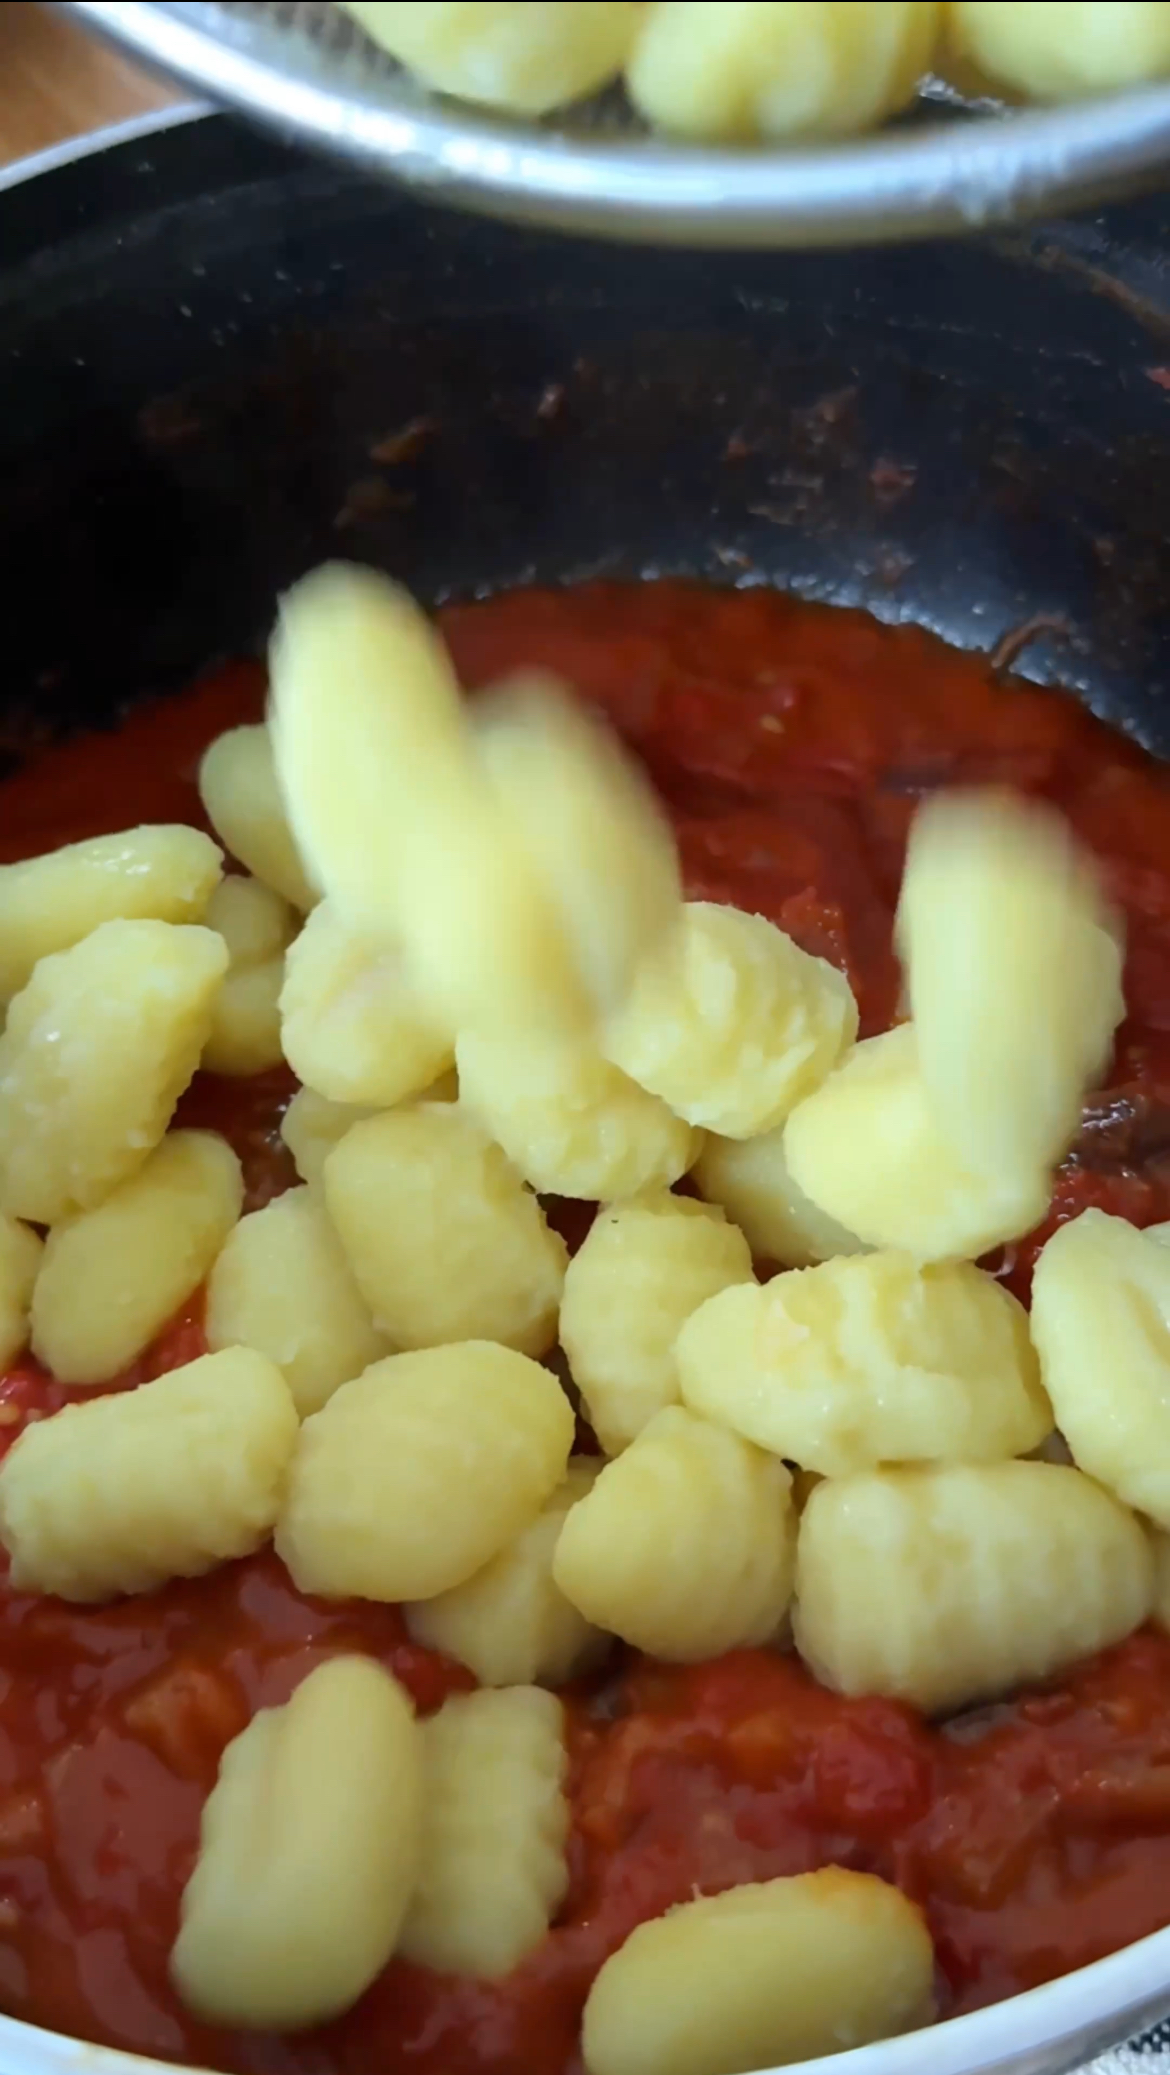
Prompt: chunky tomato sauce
<box><xmin>3</xmin><ymin>582</ymin><xmax>1170</xmax><ymax>2071</ymax></box>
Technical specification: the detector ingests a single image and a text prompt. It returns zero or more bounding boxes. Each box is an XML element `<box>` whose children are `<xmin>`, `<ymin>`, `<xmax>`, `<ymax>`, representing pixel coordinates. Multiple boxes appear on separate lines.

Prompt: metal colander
<box><xmin>64</xmin><ymin>1</ymin><xmax>1170</xmax><ymax>245</ymax></box>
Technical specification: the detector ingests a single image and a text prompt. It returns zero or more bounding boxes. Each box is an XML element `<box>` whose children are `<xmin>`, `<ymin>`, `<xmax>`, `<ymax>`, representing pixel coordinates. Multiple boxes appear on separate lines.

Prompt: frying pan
<box><xmin>3</xmin><ymin>104</ymin><xmax>1170</xmax><ymax>2075</ymax></box>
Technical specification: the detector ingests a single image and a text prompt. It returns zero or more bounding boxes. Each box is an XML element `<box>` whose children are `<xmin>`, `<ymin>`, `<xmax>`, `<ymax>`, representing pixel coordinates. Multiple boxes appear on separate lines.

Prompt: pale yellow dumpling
<box><xmin>694</xmin><ymin>1124</ymin><xmax>867</xmax><ymax>1267</ymax></box>
<box><xmin>0</xmin><ymin>919</ymin><xmax>229</xmax><ymax>1225</ymax></box>
<box><xmin>677</xmin><ymin>1252</ymin><xmax>1049</xmax><ymax>1476</ymax></box>
<box><xmin>345</xmin><ymin>2</ymin><xmax>641</xmax><ymax>112</ymax></box>
<box><xmin>783</xmin><ymin>1023</ymin><xmax>1049</xmax><ymax>1260</ymax></box>
<box><xmin>0</xmin><ymin>1217</ymin><xmax>42</xmax><ymax>1371</ymax></box>
<box><xmin>559</xmin><ymin>1192</ymin><xmax>754</xmax><ymax>1453</ymax></box>
<box><xmin>281</xmin><ymin>900</ymin><xmax>454</xmax><ymax>1108</ymax></box>
<box><xmin>948</xmin><ymin>1</ymin><xmax>1170</xmax><ymax>99</ymax></box>
<box><xmin>604</xmin><ymin>902</ymin><xmax>857</xmax><ymax>1141</ymax></box>
<box><xmin>627</xmin><ymin>1</ymin><xmax>938</xmax><ymax>142</ymax></box>
<box><xmin>198</xmin><ymin>723</ymin><xmax>317</xmax><ymax>912</ymax></box>
<box><xmin>280</xmin><ymin>1087</ymin><xmax>380</xmax><ymax>1189</ymax></box>
<box><xmin>202</xmin><ymin>875</ymin><xmax>297</xmax><ymax>1079</ymax></box>
<box><xmin>582</xmin><ymin>1869</ymin><xmax>935</xmax><ymax>2075</ymax></box>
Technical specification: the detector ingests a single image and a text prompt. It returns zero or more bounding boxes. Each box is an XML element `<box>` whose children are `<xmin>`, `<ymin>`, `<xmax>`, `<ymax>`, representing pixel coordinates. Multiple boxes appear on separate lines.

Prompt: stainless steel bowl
<box><xmin>62</xmin><ymin>0</ymin><xmax>1170</xmax><ymax>246</ymax></box>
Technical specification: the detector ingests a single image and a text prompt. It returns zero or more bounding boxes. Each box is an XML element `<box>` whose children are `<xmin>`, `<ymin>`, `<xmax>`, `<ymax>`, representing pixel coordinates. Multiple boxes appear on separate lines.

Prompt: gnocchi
<box><xmin>345</xmin><ymin>1</ymin><xmax>641</xmax><ymax>112</ymax></box>
<box><xmin>627</xmin><ymin>0</ymin><xmax>939</xmax><ymax>143</ymax></box>
<box><xmin>0</xmin><ymin>918</ymin><xmax>229</xmax><ymax>1225</ymax></box>
<box><xmin>896</xmin><ymin>787</ymin><xmax>1123</xmax><ymax>1184</ymax></box>
<box><xmin>582</xmin><ymin>1870</ymin><xmax>934</xmax><ymax>2075</ymax></box>
<box><xmin>0</xmin><ymin>1346</ymin><xmax>298</xmax><ymax>1602</ymax></box>
<box><xmin>793</xmin><ymin>1461</ymin><xmax>1153</xmax><ymax>1713</ymax></box>
<box><xmin>676</xmin><ymin>1252</ymin><xmax>1049</xmax><ymax>1476</ymax></box>
<box><xmin>604</xmin><ymin>902</ymin><xmax>858</xmax><ymax>1140</ymax></box>
<box><xmin>559</xmin><ymin>1192</ymin><xmax>754</xmax><ymax>1454</ymax></box>
<box><xmin>323</xmin><ymin>1102</ymin><xmax>567</xmax><ymax>1354</ymax></box>
<box><xmin>553</xmin><ymin>1406</ymin><xmax>795</xmax><ymax>1661</ymax></box>
<box><xmin>276</xmin><ymin>1342</ymin><xmax>575</xmax><ymax>1602</ymax></box>
<box><xmin>406</xmin><ymin>1460</ymin><xmax>607</xmax><ymax>1686</ymax></box>
<box><xmin>0</xmin><ymin>1215</ymin><xmax>42</xmax><ymax>1370</ymax></box>
<box><xmin>202</xmin><ymin>874</ymin><xmax>296</xmax><ymax>1079</ymax></box>
<box><xmin>0</xmin><ymin>823</ymin><xmax>222</xmax><ymax>1006</ymax></box>
<box><xmin>1030</xmin><ymin>1208</ymin><xmax>1170</xmax><ymax>1527</ymax></box>
<box><xmin>280</xmin><ymin>1085</ymin><xmax>379</xmax><ymax>1188</ymax></box>
<box><xmin>694</xmin><ymin>1124</ymin><xmax>867</xmax><ymax>1267</ymax></box>
<box><xmin>782</xmin><ymin>1023</ymin><xmax>1050</xmax><ymax>1260</ymax></box>
<box><xmin>199</xmin><ymin>722</ymin><xmax>318</xmax><ymax>912</ymax></box>
<box><xmin>172</xmin><ymin>1655</ymin><xmax>421</xmax><ymax>2029</ymax></box>
<box><xmin>205</xmin><ymin>1185</ymin><xmax>386</xmax><ymax>1417</ymax></box>
<box><xmin>31</xmin><ymin>1130</ymin><xmax>243</xmax><ymax>1386</ymax></box>
<box><xmin>280</xmin><ymin>899</ymin><xmax>454</xmax><ymax>1107</ymax></box>
<box><xmin>455</xmin><ymin>1029</ymin><xmax>699</xmax><ymax>1201</ymax></box>
<box><xmin>401</xmin><ymin>1686</ymin><xmax>569</xmax><ymax>1978</ymax></box>
<box><xmin>948</xmin><ymin>0</ymin><xmax>1170</xmax><ymax>99</ymax></box>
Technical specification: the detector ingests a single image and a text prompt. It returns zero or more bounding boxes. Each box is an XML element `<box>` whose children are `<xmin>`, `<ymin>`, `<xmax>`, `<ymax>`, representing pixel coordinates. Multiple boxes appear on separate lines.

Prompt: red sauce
<box><xmin>3</xmin><ymin>581</ymin><xmax>1170</xmax><ymax>2072</ymax></box>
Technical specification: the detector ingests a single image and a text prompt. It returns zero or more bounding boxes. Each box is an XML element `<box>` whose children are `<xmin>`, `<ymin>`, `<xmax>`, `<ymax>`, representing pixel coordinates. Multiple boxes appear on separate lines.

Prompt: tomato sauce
<box><xmin>3</xmin><ymin>581</ymin><xmax>1170</xmax><ymax>2071</ymax></box>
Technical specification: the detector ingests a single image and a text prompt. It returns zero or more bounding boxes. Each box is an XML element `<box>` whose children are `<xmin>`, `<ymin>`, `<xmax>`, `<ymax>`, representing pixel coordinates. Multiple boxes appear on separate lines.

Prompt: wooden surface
<box><xmin>0</xmin><ymin>4</ymin><xmax>178</xmax><ymax>167</ymax></box>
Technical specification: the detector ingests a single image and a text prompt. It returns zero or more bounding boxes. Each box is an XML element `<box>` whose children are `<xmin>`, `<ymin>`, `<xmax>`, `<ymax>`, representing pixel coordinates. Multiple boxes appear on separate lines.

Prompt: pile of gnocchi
<box><xmin>342</xmin><ymin>1</ymin><xmax>1170</xmax><ymax>144</ymax></box>
<box><xmin>0</xmin><ymin>557</ymin><xmax>1165</xmax><ymax>2075</ymax></box>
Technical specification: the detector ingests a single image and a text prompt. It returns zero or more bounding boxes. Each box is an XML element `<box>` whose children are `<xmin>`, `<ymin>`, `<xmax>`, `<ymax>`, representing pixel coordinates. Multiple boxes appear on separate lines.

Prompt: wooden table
<box><xmin>0</xmin><ymin>4</ymin><xmax>178</xmax><ymax>168</ymax></box>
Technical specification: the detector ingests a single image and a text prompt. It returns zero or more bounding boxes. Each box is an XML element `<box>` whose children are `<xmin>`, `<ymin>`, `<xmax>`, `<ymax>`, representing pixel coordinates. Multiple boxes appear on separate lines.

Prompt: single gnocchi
<box><xmin>676</xmin><ymin>1252</ymin><xmax>1049</xmax><ymax>1476</ymax></box>
<box><xmin>782</xmin><ymin>1023</ymin><xmax>1050</xmax><ymax>1260</ymax></box>
<box><xmin>455</xmin><ymin>1029</ymin><xmax>698</xmax><ymax>1201</ymax></box>
<box><xmin>627</xmin><ymin>0</ymin><xmax>938</xmax><ymax>143</ymax></box>
<box><xmin>202</xmin><ymin>874</ymin><xmax>297</xmax><ymax>1079</ymax></box>
<box><xmin>1030</xmin><ymin>1208</ymin><xmax>1170</xmax><ymax>1527</ymax></box>
<box><xmin>276</xmin><ymin>1342</ymin><xmax>575</xmax><ymax>1602</ymax></box>
<box><xmin>280</xmin><ymin>900</ymin><xmax>454</xmax><ymax>1107</ymax></box>
<box><xmin>896</xmin><ymin>788</ymin><xmax>1123</xmax><ymax>1184</ymax></box>
<box><xmin>694</xmin><ymin>1123</ymin><xmax>867</xmax><ymax>1267</ymax></box>
<box><xmin>172</xmin><ymin>1655</ymin><xmax>421</xmax><ymax>2029</ymax></box>
<box><xmin>0</xmin><ymin>1346</ymin><xmax>298</xmax><ymax>1602</ymax></box>
<box><xmin>553</xmin><ymin>1405</ymin><xmax>795</xmax><ymax>1661</ymax></box>
<box><xmin>0</xmin><ymin>1216</ymin><xmax>42</xmax><ymax>1370</ymax></box>
<box><xmin>948</xmin><ymin>0</ymin><xmax>1170</xmax><ymax>99</ymax></box>
<box><xmin>406</xmin><ymin>1460</ymin><xmax>607</xmax><ymax>1686</ymax></box>
<box><xmin>199</xmin><ymin>722</ymin><xmax>318</xmax><ymax>912</ymax></box>
<box><xmin>0</xmin><ymin>918</ymin><xmax>229</xmax><ymax>1225</ymax></box>
<box><xmin>323</xmin><ymin>1102</ymin><xmax>566</xmax><ymax>1354</ymax></box>
<box><xmin>280</xmin><ymin>1086</ymin><xmax>380</xmax><ymax>1188</ymax></box>
<box><xmin>205</xmin><ymin>1185</ymin><xmax>386</xmax><ymax>1417</ymax></box>
<box><xmin>400</xmin><ymin>1686</ymin><xmax>569</xmax><ymax>1979</ymax></box>
<box><xmin>559</xmin><ymin>1191</ymin><xmax>754</xmax><ymax>1454</ymax></box>
<box><xmin>0</xmin><ymin>823</ymin><xmax>222</xmax><ymax>1006</ymax></box>
<box><xmin>604</xmin><ymin>902</ymin><xmax>858</xmax><ymax>1140</ymax></box>
<box><xmin>31</xmin><ymin>1130</ymin><xmax>243</xmax><ymax>1386</ymax></box>
<box><xmin>582</xmin><ymin>1868</ymin><xmax>935</xmax><ymax>2075</ymax></box>
<box><xmin>345</xmin><ymin>1</ymin><xmax>641</xmax><ymax>112</ymax></box>
<box><xmin>793</xmin><ymin>1461</ymin><xmax>1153</xmax><ymax>1713</ymax></box>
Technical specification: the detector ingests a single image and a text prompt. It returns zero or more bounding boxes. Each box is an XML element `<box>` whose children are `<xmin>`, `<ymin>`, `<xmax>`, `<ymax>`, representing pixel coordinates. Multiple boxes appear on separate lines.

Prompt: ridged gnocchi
<box><xmin>198</xmin><ymin>722</ymin><xmax>317</xmax><ymax>912</ymax></box>
<box><xmin>0</xmin><ymin>1215</ymin><xmax>42</xmax><ymax>1370</ymax></box>
<box><xmin>406</xmin><ymin>1460</ymin><xmax>607</xmax><ymax>1686</ymax></box>
<box><xmin>205</xmin><ymin>1185</ymin><xmax>386</xmax><ymax>1417</ymax></box>
<box><xmin>280</xmin><ymin>900</ymin><xmax>454</xmax><ymax>1107</ymax></box>
<box><xmin>1030</xmin><ymin>1208</ymin><xmax>1170</xmax><ymax>1527</ymax></box>
<box><xmin>627</xmin><ymin>0</ymin><xmax>938</xmax><ymax>143</ymax></box>
<box><xmin>323</xmin><ymin>1102</ymin><xmax>566</xmax><ymax>1354</ymax></box>
<box><xmin>345</xmin><ymin>1</ymin><xmax>641</xmax><ymax>112</ymax></box>
<box><xmin>401</xmin><ymin>1686</ymin><xmax>569</xmax><ymax>1978</ymax></box>
<box><xmin>676</xmin><ymin>1252</ymin><xmax>1049</xmax><ymax>1476</ymax></box>
<box><xmin>948</xmin><ymin>0</ymin><xmax>1170</xmax><ymax>98</ymax></box>
<box><xmin>694</xmin><ymin>1124</ymin><xmax>867</xmax><ymax>1267</ymax></box>
<box><xmin>896</xmin><ymin>788</ymin><xmax>1123</xmax><ymax>1184</ymax></box>
<box><xmin>0</xmin><ymin>1346</ymin><xmax>298</xmax><ymax>1602</ymax></box>
<box><xmin>455</xmin><ymin>1029</ymin><xmax>698</xmax><ymax>1202</ymax></box>
<box><xmin>559</xmin><ymin>1192</ymin><xmax>755</xmax><ymax>1454</ymax></box>
<box><xmin>276</xmin><ymin>1342</ymin><xmax>575</xmax><ymax>1602</ymax></box>
<box><xmin>794</xmin><ymin>1461</ymin><xmax>1153</xmax><ymax>1713</ymax></box>
<box><xmin>172</xmin><ymin>1656</ymin><xmax>421</xmax><ymax>2029</ymax></box>
<box><xmin>31</xmin><ymin>1130</ymin><xmax>243</xmax><ymax>1386</ymax></box>
<box><xmin>0</xmin><ymin>918</ymin><xmax>229</xmax><ymax>1225</ymax></box>
<box><xmin>553</xmin><ymin>1406</ymin><xmax>795</xmax><ymax>1660</ymax></box>
<box><xmin>782</xmin><ymin>1023</ymin><xmax>1050</xmax><ymax>1260</ymax></box>
<box><xmin>0</xmin><ymin>824</ymin><xmax>222</xmax><ymax>1006</ymax></box>
<box><xmin>583</xmin><ymin>1868</ymin><xmax>935</xmax><ymax>2075</ymax></box>
<box><xmin>604</xmin><ymin>902</ymin><xmax>858</xmax><ymax>1140</ymax></box>
<box><xmin>280</xmin><ymin>1086</ymin><xmax>380</xmax><ymax>1188</ymax></box>
<box><xmin>202</xmin><ymin>874</ymin><xmax>296</xmax><ymax>1079</ymax></box>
